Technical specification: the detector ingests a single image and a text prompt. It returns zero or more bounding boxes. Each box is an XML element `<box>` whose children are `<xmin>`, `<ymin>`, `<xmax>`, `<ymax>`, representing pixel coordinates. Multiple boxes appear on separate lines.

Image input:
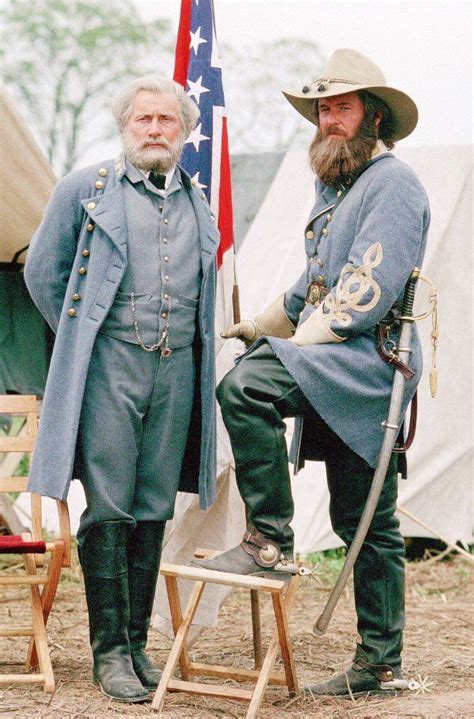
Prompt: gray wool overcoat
<box><xmin>24</xmin><ymin>155</ymin><xmax>219</xmax><ymax>506</ymax></box>
<box><xmin>267</xmin><ymin>152</ymin><xmax>430</xmax><ymax>470</ymax></box>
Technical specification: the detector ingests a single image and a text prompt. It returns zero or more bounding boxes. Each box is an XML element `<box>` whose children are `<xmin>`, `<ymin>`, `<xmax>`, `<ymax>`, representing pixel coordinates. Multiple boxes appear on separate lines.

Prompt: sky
<box><xmin>133</xmin><ymin>0</ymin><xmax>473</xmax><ymax>149</ymax></box>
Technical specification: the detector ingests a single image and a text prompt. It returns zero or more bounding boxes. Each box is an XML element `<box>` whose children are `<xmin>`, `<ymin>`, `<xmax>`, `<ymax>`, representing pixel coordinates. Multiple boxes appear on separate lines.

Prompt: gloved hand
<box><xmin>221</xmin><ymin>320</ymin><xmax>259</xmax><ymax>347</ymax></box>
<box><xmin>221</xmin><ymin>294</ymin><xmax>295</xmax><ymax>348</ymax></box>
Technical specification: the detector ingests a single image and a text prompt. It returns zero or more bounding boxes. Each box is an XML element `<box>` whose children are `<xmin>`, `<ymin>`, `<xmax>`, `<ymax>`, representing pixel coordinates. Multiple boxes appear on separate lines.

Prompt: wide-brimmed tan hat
<box><xmin>283</xmin><ymin>48</ymin><xmax>418</xmax><ymax>141</ymax></box>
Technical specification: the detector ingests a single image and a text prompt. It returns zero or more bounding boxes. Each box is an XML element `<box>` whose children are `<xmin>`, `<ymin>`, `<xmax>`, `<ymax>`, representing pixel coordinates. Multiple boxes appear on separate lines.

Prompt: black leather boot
<box><xmin>215</xmin><ymin>344</ymin><xmax>313</xmax><ymax>558</ymax></box>
<box><xmin>79</xmin><ymin>521</ymin><xmax>149</xmax><ymax>703</ymax></box>
<box><xmin>303</xmin><ymin>646</ymin><xmax>408</xmax><ymax>698</ymax></box>
<box><xmin>191</xmin><ymin>527</ymin><xmax>298</xmax><ymax>575</ymax></box>
<box><xmin>326</xmin><ymin>451</ymin><xmax>405</xmax><ymax>669</ymax></box>
<box><xmin>128</xmin><ymin>521</ymin><xmax>165</xmax><ymax>690</ymax></box>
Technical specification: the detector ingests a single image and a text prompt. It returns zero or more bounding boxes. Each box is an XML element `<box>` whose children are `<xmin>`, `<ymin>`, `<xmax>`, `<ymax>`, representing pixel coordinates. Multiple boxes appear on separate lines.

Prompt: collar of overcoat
<box><xmin>81</xmin><ymin>153</ymin><xmax>219</xmax><ymax>275</ymax></box>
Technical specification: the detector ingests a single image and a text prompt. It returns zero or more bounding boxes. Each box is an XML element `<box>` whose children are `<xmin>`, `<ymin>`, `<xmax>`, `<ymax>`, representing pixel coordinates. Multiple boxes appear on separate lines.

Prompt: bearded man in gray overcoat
<box><xmin>25</xmin><ymin>77</ymin><xmax>219</xmax><ymax>702</ymax></box>
<box><xmin>194</xmin><ymin>50</ymin><xmax>430</xmax><ymax>698</ymax></box>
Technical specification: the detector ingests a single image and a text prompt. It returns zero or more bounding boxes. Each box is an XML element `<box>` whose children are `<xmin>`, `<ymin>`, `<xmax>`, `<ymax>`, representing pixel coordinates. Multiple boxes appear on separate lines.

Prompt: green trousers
<box><xmin>217</xmin><ymin>343</ymin><xmax>405</xmax><ymax>668</ymax></box>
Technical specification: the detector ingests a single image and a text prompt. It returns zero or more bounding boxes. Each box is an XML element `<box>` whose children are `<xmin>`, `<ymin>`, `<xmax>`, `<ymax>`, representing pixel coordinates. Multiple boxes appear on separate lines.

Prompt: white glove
<box><xmin>289</xmin><ymin>305</ymin><xmax>345</xmax><ymax>346</ymax></box>
<box><xmin>221</xmin><ymin>294</ymin><xmax>295</xmax><ymax>348</ymax></box>
<box><xmin>221</xmin><ymin>319</ymin><xmax>259</xmax><ymax>347</ymax></box>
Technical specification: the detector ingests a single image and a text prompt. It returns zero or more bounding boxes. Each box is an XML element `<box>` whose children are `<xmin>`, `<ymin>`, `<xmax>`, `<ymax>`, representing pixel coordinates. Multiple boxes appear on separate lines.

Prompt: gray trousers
<box><xmin>77</xmin><ymin>333</ymin><xmax>195</xmax><ymax>542</ymax></box>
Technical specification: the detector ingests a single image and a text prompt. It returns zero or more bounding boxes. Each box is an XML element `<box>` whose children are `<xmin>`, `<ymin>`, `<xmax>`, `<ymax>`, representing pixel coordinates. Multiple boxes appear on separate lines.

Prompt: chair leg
<box><xmin>27</xmin><ymin>542</ymin><xmax>64</xmax><ymax>670</ymax></box>
<box><xmin>151</xmin><ymin>577</ymin><xmax>206</xmax><ymax>712</ymax></box>
<box><xmin>24</xmin><ymin>553</ymin><xmax>55</xmax><ymax>693</ymax></box>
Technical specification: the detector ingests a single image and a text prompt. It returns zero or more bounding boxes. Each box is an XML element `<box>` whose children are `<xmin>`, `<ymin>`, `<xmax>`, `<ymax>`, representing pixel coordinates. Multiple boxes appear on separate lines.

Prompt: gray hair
<box><xmin>112</xmin><ymin>76</ymin><xmax>200</xmax><ymax>137</ymax></box>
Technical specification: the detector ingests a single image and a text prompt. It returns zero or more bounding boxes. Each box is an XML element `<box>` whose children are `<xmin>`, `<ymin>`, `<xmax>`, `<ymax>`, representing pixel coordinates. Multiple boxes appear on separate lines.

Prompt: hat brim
<box><xmin>282</xmin><ymin>84</ymin><xmax>418</xmax><ymax>141</ymax></box>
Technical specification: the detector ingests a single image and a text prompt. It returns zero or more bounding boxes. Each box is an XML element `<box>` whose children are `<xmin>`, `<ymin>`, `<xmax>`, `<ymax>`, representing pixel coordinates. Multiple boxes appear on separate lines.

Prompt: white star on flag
<box><xmin>187</xmin><ymin>75</ymin><xmax>210</xmax><ymax>103</ymax></box>
<box><xmin>185</xmin><ymin>122</ymin><xmax>210</xmax><ymax>151</ymax></box>
<box><xmin>189</xmin><ymin>26</ymin><xmax>207</xmax><ymax>54</ymax></box>
<box><xmin>190</xmin><ymin>172</ymin><xmax>207</xmax><ymax>190</ymax></box>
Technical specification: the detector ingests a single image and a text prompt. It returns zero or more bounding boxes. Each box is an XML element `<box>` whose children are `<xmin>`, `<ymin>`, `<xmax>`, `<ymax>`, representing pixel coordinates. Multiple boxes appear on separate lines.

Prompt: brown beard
<box><xmin>309</xmin><ymin>115</ymin><xmax>378</xmax><ymax>187</ymax></box>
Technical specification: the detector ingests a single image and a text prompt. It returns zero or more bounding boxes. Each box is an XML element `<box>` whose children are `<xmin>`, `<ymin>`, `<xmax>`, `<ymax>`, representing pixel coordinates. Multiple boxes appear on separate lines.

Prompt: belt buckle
<box><xmin>306</xmin><ymin>281</ymin><xmax>324</xmax><ymax>307</ymax></box>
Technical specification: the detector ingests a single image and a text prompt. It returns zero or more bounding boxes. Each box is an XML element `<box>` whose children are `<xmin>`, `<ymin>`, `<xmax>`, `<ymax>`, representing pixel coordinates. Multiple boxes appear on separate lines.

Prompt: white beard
<box><xmin>122</xmin><ymin>130</ymin><xmax>185</xmax><ymax>173</ymax></box>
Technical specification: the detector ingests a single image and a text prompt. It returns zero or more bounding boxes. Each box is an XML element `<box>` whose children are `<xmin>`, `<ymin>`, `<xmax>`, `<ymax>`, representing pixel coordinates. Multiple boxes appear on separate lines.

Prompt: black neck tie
<box><xmin>149</xmin><ymin>171</ymin><xmax>166</xmax><ymax>190</ymax></box>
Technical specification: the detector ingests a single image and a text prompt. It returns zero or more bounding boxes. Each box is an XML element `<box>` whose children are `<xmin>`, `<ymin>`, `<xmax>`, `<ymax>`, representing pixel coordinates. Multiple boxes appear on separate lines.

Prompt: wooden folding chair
<box><xmin>151</xmin><ymin>552</ymin><xmax>300</xmax><ymax>719</ymax></box>
<box><xmin>0</xmin><ymin>395</ymin><xmax>71</xmax><ymax>693</ymax></box>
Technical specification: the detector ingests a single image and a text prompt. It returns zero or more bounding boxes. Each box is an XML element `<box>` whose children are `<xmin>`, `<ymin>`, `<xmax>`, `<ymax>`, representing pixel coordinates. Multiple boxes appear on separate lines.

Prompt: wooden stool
<box><xmin>151</xmin><ymin>559</ymin><xmax>300</xmax><ymax>718</ymax></box>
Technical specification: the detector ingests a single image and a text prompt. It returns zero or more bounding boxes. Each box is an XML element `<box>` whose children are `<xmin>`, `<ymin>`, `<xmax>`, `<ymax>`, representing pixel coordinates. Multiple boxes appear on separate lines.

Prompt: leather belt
<box><xmin>305</xmin><ymin>281</ymin><xmax>329</xmax><ymax>307</ymax></box>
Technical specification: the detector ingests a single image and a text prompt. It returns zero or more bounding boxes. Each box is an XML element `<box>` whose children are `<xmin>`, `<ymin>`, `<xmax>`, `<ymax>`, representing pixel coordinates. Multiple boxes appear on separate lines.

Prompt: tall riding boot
<box><xmin>127</xmin><ymin>520</ymin><xmax>166</xmax><ymax>690</ymax></box>
<box><xmin>193</xmin><ymin>344</ymin><xmax>311</xmax><ymax>574</ymax></box>
<box><xmin>327</xmin><ymin>450</ymin><xmax>405</xmax><ymax>669</ymax></box>
<box><xmin>79</xmin><ymin>520</ymin><xmax>149</xmax><ymax>702</ymax></box>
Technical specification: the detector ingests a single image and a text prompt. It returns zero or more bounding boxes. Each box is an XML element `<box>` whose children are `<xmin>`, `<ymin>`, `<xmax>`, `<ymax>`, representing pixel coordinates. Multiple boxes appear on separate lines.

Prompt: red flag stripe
<box><xmin>217</xmin><ymin>117</ymin><xmax>234</xmax><ymax>268</ymax></box>
<box><xmin>173</xmin><ymin>0</ymin><xmax>192</xmax><ymax>86</ymax></box>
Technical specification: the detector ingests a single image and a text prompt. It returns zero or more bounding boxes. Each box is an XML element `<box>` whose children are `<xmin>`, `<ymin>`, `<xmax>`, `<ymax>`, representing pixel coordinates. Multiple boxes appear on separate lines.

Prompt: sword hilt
<box><xmin>399</xmin><ymin>267</ymin><xmax>421</xmax><ymax>319</ymax></box>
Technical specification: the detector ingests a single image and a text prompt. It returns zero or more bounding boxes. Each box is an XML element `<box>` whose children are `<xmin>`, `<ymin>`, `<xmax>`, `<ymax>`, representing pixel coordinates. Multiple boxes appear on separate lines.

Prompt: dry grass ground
<box><xmin>1</xmin><ymin>549</ymin><xmax>473</xmax><ymax>719</ymax></box>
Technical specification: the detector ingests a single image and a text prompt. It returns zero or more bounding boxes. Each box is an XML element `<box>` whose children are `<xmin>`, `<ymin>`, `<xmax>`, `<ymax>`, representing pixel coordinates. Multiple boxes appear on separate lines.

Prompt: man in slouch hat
<box><xmin>25</xmin><ymin>77</ymin><xmax>219</xmax><ymax>702</ymax></box>
<box><xmin>193</xmin><ymin>49</ymin><xmax>430</xmax><ymax>698</ymax></box>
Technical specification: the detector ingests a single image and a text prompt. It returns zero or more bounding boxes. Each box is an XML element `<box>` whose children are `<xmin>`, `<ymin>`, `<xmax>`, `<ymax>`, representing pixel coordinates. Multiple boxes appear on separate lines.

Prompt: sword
<box><xmin>313</xmin><ymin>267</ymin><xmax>420</xmax><ymax>636</ymax></box>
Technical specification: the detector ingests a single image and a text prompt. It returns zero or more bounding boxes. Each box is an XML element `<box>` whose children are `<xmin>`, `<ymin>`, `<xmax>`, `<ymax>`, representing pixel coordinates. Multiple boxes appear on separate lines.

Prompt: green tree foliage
<box><xmin>0</xmin><ymin>0</ymin><xmax>173</xmax><ymax>174</ymax></box>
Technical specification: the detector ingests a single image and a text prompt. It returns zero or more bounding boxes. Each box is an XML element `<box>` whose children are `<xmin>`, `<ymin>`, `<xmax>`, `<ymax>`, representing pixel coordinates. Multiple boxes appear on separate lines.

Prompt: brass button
<box><xmin>163</xmin><ymin>238</ymin><xmax>168</xmax><ymax>244</ymax></box>
<box><xmin>164</xmin><ymin>294</ymin><xmax>170</xmax><ymax>300</ymax></box>
<box><xmin>82</xmin><ymin>248</ymin><xmax>90</xmax><ymax>257</ymax></box>
<box><xmin>159</xmin><ymin>205</ymin><xmax>164</xmax><ymax>211</ymax></box>
<box><xmin>86</xmin><ymin>223</ymin><xmax>94</xmax><ymax>232</ymax></box>
<box><xmin>98</xmin><ymin>167</ymin><xmax>108</xmax><ymax>177</ymax></box>
<box><xmin>95</xmin><ymin>180</ymin><xmax>104</xmax><ymax>190</ymax></box>
<box><xmin>317</xmin><ymin>258</ymin><xmax>324</xmax><ymax>267</ymax></box>
<box><xmin>164</xmin><ymin>219</ymin><xmax>169</xmax><ymax>225</ymax></box>
<box><xmin>322</xmin><ymin>228</ymin><xmax>328</xmax><ymax>236</ymax></box>
<box><xmin>164</xmin><ymin>256</ymin><xmax>169</xmax><ymax>262</ymax></box>
<box><xmin>87</xmin><ymin>202</ymin><xmax>96</xmax><ymax>210</ymax></box>
<box><xmin>67</xmin><ymin>308</ymin><xmax>77</xmax><ymax>317</ymax></box>
<box><xmin>161</xmin><ymin>312</ymin><xmax>168</xmax><ymax>319</ymax></box>
<box><xmin>164</xmin><ymin>275</ymin><xmax>170</xmax><ymax>281</ymax></box>
<box><xmin>326</xmin><ymin>213</ymin><xmax>332</xmax><ymax>221</ymax></box>
<box><xmin>386</xmin><ymin>670</ymin><xmax>393</xmax><ymax>679</ymax></box>
<box><xmin>305</xmin><ymin>230</ymin><xmax>314</xmax><ymax>240</ymax></box>
<box><xmin>78</xmin><ymin>267</ymin><xmax>87</xmax><ymax>275</ymax></box>
<box><xmin>316</xmin><ymin>274</ymin><xmax>325</xmax><ymax>283</ymax></box>
<box><xmin>72</xmin><ymin>293</ymin><xmax>81</xmax><ymax>301</ymax></box>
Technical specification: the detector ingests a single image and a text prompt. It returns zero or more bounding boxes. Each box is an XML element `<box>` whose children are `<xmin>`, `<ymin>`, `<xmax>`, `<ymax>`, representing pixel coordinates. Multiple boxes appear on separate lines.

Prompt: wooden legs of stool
<box><xmin>151</xmin><ymin>564</ymin><xmax>300</xmax><ymax>718</ymax></box>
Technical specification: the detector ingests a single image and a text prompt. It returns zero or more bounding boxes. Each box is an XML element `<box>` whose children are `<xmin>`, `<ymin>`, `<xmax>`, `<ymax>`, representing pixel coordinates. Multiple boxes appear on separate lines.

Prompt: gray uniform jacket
<box><xmin>24</xmin><ymin>155</ymin><xmax>219</xmax><ymax>506</ymax></box>
<box><xmin>267</xmin><ymin>152</ymin><xmax>430</xmax><ymax>470</ymax></box>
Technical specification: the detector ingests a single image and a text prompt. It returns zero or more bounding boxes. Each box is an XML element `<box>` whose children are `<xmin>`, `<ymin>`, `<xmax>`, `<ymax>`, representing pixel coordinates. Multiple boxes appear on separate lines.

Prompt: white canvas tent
<box><xmin>0</xmin><ymin>82</ymin><xmax>56</xmax><ymax>263</ymax></box>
